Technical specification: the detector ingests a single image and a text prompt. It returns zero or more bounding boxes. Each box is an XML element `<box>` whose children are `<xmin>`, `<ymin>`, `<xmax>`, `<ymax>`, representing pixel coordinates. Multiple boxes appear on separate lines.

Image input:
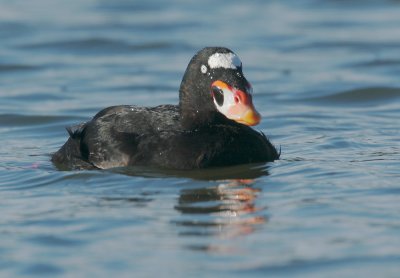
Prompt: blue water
<box><xmin>1</xmin><ymin>0</ymin><xmax>400</xmax><ymax>277</ymax></box>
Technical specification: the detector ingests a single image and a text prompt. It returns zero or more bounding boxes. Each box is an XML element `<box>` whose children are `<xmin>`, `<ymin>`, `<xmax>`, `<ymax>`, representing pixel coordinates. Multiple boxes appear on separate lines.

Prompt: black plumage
<box><xmin>52</xmin><ymin>47</ymin><xmax>279</xmax><ymax>170</ymax></box>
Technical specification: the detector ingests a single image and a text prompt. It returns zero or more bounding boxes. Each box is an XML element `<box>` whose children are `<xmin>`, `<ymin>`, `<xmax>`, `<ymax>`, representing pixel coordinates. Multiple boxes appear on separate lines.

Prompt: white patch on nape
<box><xmin>208</xmin><ymin>52</ymin><xmax>242</xmax><ymax>69</ymax></box>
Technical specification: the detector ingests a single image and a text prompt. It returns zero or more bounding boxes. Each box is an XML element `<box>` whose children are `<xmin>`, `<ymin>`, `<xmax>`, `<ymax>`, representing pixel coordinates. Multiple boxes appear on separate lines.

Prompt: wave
<box><xmin>0</xmin><ymin>114</ymin><xmax>83</xmax><ymax>127</ymax></box>
<box><xmin>0</xmin><ymin>64</ymin><xmax>41</xmax><ymax>73</ymax></box>
<box><xmin>303</xmin><ymin>87</ymin><xmax>400</xmax><ymax>106</ymax></box>
<box><xmin>18</xmin><ymin>38</ymin><xmax>178</xmax><ymax>55</ymax></box>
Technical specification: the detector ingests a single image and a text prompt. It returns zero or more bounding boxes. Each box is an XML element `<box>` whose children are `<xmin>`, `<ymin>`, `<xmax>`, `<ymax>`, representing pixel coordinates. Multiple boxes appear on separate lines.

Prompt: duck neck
<box><xmin>179</xmin><ymin>91</ymin><xmax>225</xmax><ymax>130</ymax></box>
<box><xmin>180</xmin><ymin>109</ymin><xmax>212</xmax><ymax>129</ymax></box>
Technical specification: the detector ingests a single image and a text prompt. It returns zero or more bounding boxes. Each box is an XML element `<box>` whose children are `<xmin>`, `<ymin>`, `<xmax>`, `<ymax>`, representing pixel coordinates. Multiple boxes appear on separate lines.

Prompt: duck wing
<box><xmin>53</xmin><ymin>105</ymin><xmax>180</xmax><ymax>169</ymax></box>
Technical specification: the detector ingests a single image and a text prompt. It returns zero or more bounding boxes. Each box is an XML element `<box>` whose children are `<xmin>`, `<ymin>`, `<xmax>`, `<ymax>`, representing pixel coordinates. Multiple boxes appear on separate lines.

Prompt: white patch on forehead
<box><xmin>208</xmin><ymin>52</ymin><xmax>242</xmax><ymax>69</ymax></box>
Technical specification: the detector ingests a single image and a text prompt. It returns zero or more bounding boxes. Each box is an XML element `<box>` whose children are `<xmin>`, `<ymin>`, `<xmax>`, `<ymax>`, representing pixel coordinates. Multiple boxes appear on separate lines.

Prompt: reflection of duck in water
<box><xmin>52</xmin><ymin>47</ymin><xmax>279</xmax><ymax>170</ymax></box>
<box><xmin>174</xmin><ymin>178</ymin><xmax>266</xmax><ymax>242</ymax></box>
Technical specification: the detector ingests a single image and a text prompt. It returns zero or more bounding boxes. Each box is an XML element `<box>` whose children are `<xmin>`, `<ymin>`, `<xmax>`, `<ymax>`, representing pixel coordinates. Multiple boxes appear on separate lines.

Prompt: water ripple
<box><xmin>0</xmin><ymin>64</ymin><xmax>41</xmax><ymax>73</ymax></box>
<box><xmin>302</xmin><ymin>87</ymin><xmax>400</xmax><ymax>106</ymax></box>
<box><xmin>0</xmin><ymin>114</ymin><xmax>81</xmax><ymax>127</ymax></box>
<box><xmin>18</xmin><ymin>38</ymin><xmax>177</xmax><ymax>55</ymax></box>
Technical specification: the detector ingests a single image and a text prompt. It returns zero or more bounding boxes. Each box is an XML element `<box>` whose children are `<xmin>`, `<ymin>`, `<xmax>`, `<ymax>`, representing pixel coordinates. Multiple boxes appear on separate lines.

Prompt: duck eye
<box><xmin>212</xmin><ymin>87</ymin><xmax>224</xmax><ymax>106</ymax></box>
<box><xmin>201</xmin><ymin>65</ymin><xmax>207</xmax><ymax>74</ymax></box>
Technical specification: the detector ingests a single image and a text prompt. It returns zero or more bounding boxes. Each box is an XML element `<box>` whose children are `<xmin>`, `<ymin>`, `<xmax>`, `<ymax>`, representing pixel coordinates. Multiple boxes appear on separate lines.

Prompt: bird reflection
<box><xmin>107</xmin><ymin>162</ymin><xmax>270</xmax><ymax>253</ymax></box>
<box><xmin>174</xmin><ymin>177</ymin><xmax>268</xmax><ymax>253</ymax></box>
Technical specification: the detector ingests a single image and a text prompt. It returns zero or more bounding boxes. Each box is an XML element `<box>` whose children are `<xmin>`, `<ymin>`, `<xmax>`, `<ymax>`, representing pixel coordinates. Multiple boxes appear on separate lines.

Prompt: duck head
<box><xmin>179</xmin><ymin>47</ymin><xmax>261</xmax><ymax>129</ymax></box>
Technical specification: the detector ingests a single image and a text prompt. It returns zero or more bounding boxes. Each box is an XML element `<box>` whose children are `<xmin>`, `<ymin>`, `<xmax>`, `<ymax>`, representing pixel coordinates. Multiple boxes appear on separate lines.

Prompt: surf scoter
<box><xmin>52</xmin><ymin>47</ymin><xmax>279</xmax><ymax>170</ymax></box>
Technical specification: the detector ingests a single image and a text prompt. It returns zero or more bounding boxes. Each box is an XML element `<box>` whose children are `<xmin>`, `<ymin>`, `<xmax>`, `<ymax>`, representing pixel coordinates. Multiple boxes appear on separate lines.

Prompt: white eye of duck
<box><xmin>201</xmin><ymin>64</ymin><xmax>207</xmax><ymax>74</ymax></box>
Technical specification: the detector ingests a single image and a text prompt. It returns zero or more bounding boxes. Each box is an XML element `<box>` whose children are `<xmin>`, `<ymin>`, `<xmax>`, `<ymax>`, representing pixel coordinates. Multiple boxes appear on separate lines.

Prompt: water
<box><xmin>1</xmin><ymin>0</ymin><xmax>400</xmax><ymax>277</ymax></box>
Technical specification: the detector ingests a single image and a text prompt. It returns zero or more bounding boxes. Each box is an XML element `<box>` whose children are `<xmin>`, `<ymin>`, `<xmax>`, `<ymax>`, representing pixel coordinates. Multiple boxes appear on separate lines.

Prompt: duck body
<box><xmin>52</xmin><ymin>47</ymin><xmax>279</xmax><ymax>170</ymax></box>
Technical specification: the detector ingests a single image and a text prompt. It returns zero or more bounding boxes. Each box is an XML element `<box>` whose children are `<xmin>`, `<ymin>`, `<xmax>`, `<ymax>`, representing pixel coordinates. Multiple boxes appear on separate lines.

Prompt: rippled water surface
<box><xmin>1</xmin><ymin>0</ymin><xmax>400</xmax><ymax>277</ymax></box>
